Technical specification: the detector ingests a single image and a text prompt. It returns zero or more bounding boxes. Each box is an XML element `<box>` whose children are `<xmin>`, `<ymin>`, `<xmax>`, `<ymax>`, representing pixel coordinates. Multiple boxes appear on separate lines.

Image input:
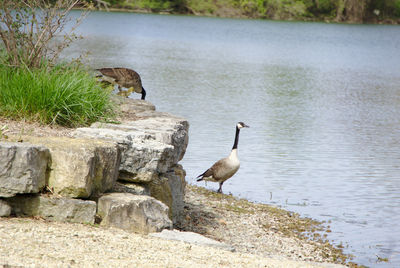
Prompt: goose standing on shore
<box><xmin>96</xmin><ymin>67</ymin><xmax>147</xmax><ymax>100</ymax></box>
<box><xmin>197</xmin><ymin>122</ymin><xmax>249</xmax><ymax>193</ymax></box>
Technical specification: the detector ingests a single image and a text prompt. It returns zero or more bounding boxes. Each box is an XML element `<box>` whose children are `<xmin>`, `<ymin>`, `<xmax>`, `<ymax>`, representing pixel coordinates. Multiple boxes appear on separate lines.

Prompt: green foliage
<box><xmin>315</xmin><ymin>0</ymin><xmax>336</xmax><ymax>13</ymax></box>
<box><xmin>369</xmin><ymin>0</ymin><xmax>400</xmax><ymax>17</ymax></box>
<box><xmin>303</xmin><ymin>0</ymin><xmax>336</xmax><ymax>17</ymax></box>
<box><xmin>93</xmin><ymin>0</ymin><xmax>400</xmax><ymax>21</ymax></box>
<box><xmin>186</xmin><ymin>0</ymin><xmax>217</xmax><ymax>15</ymax></box>
<box><xmin>277</xmin><ymin>0</ymin><xmax>308</xmax><ymax>19</ymax></box>
<box><xmin>239</xmin><ymin>0</ymin><xmax>308</xmax><ymax>19</ymax></box>
<box><xmin>0</xmin><ymin>0</ymin><xmax>115</xmax><ymax>128</ymax></box>
<box><xmin>395</xmin><ymin>0</ymin><xmax>400</xmax><ymax>16</ymax></box>
<box><xmin>100</xmin><ymin>0</ymin><xmax>185</xmax><ymax>11</ymax></box>
<box><xmin>138</xmin><ymin>0</ymin><xmax>172</xmax><ymax>11</ymax></box>
<box><xmin>102</xmin><ymin>0</ymin><xmax>124</xmax><ymax>5</ymax></box>
<box><xmin>238</xmin><ymin>0</ymin><xmax>266</xmax><ymax>17</ymax></box>
<box><xmin>0</xmin><ymin>61</ymin><xmax>115</xmax><ymax>127</ymax></box>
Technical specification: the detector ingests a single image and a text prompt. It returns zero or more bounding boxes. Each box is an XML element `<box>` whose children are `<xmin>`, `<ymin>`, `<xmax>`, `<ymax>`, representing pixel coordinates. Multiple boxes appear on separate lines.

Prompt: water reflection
<box><xmin>63</xmin><ymin>11</ymin><xmax>400</xmax><ymax>267</ymax></box>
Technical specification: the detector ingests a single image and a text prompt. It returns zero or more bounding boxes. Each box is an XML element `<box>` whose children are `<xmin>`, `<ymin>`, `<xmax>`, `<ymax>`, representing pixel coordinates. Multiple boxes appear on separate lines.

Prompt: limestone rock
<box><xmin>112</xmin><ymin>182</ymin><xmax>150</xmax><ymax>195</ymax></box>
<box><xmin>0</xmin><ymin>142</ymin><xmax>50</xmax><ymax>197</ymax></box>
<box><xmin>14</xmin><ymin>136</ymin><xmax>120</xmax><ymax>198</ymax></box>
<box><xmin>146</xmin><ymin>165</ymin><xmax>186</xmax><ymax>224</ymax></box>
<box><xmin>163</xmin><ymin>164</ymin><xmax>186</xmax><ymax>223</ymax></box>
<box><xmin>118</xmin><ymin>170</ymin><xmax>158</xmax><ymax>184</ymax></box>
<box><xmin>111</xmin><ymin>95</ymin><xmax>156</xmax><ymax>113</ymax></box>
<box><xmin>92</xmin><ymin>144</ymin><xmax>122</xmax><ymax>197</ymax></box>
<box><xmin>149</xmin><ymin>176</ymin><xmax>173</xmax><ymax>219</ymax></box>
<box><xmin>97</xmin><ymin>192</ymin><xmax>172</xmax><ymax>234</ymax></box>
<box><xmin>73</xmin><ymin>110</ymin><xmax>189</xmax><ymax>183</ymax></box>
<box><xmin>73</xmin><ymin>127</ymin><xmax>175</xmax><ymax>180</ymax></box>
<box><xmin>9</xmin><ymin>195</ymin><xmax>96</xmax><ymax>224</ymax></box>
<box><xmin>113</xmin><ymin>166</ymin><xmax>186</xmax><ymax>224</ymax></box>
<box><xmin>150</xmin><ymin>229</ymin><xmax>235</xmax><ymax>252</ymax></box>
<box><xmin>0</xmin><ymin>199</ymin><xmax>11</xmax><ymax>217</ymax></box>
<box><xmin>93</xmin><ymin>110</ymin><xmax>189</xmax><ymax>163</ymax></box>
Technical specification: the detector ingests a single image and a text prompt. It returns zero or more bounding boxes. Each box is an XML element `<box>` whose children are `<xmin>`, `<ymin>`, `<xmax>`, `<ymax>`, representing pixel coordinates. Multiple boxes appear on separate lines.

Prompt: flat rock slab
<box><xmin>113</xmin><ymin>97</ymin><xmax>156</xmax><ymax>114</ymax></box>
<box><xmin>0</xmin><ymin>141</ymin><xmax>50</xmax><ymax>197</ymax></box>
<box><xmin>150</xmin><ymin>229</ymin><xmax>235</xmax><ymax>252</ymax></box>
<box><xmin>92</xmin><ymin>110</ymin><xmax>189</xmax><ymax>163</ymax></box>
<box><xmin>9</xmin><ymin>195</ymin><xmax>96</xmax><ymax>224</ymax></box>
<box><xmin>97</xmin><ymin>192</ymin><xmax>172</xmax><ymax>234</ymax></box>
<box><xmin>13</xmin><ymin>136</ymin><xmax>120</xmax><ymax>198</ymax></box>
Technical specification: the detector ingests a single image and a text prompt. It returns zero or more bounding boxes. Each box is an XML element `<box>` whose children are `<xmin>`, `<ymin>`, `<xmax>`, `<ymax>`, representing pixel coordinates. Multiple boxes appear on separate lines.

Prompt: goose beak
<box><xmin>243</xmin><ymin>124</ymin><xmax>250</xmax><ymax>128</ymax></box>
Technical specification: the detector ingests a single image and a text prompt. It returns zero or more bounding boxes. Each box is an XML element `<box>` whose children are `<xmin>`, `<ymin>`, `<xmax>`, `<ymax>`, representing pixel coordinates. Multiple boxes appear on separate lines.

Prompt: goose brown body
<box><xmin>197</xmin><ymin>149</ymin><xmax>240</xmax><ymax>180</ymax></box>
<box><xmin>96</xmin><ymin>67</ymin><xmax>146</xmax><ymax>99</ymax></box>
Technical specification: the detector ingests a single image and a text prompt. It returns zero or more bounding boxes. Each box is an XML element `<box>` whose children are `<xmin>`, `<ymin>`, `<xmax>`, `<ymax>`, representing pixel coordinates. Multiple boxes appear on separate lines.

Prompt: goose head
<box><xmin>237</xmin><ymin>122</ymin><xmax>250</xmax><ymax>129</ymax></box>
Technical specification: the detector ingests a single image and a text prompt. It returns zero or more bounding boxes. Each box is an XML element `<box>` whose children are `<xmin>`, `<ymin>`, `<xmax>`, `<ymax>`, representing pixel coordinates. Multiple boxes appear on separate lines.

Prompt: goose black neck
<box><xmin>141</xmin><ymin>87</ymin><xmax>146</xmax><ymax>100</ymax></box>
<box><xmin>232</xmin><ymin>126</ymin><xmax>240</xmax><ymax>150</ymax></box>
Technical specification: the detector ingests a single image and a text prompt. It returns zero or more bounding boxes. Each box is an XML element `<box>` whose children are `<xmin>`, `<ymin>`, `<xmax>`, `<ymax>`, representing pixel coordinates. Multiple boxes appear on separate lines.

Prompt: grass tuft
<box><xmin>0</xmin><ymin>63</ymin><xmax>115</xmax><ymax>127</ymax></box>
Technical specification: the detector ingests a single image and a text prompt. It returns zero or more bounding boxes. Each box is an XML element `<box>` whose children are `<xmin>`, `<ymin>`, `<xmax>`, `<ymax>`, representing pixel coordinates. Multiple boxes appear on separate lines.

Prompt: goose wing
<box><xmin>197</xmin><ymin>157</ymin><xmax>229</xmax><ymax>180</ymax></box>
<box><xmin>96</xmin><ymin>68</ymin><xmax>121</xmax><ymax>80</ymax></box>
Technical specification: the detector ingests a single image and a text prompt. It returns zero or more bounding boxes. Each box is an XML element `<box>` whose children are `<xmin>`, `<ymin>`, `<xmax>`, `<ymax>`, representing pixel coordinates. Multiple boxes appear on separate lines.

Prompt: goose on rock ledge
<box><xmin>96</xmin><ymin>67</ymin><xmax>147</xmax><ymax>100</ymax></box>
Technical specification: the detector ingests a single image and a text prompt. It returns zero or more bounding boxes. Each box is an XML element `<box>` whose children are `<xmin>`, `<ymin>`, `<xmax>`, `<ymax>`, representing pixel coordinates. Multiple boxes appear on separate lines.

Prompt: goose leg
<box><xmin>141</xmin><ymin>87</ymin><xmax>146</xmax><ymax>100</ymax></box>
<box><xmin>217</xmin><ymin>182</ymin><xmax>224</xmax><ymax>193</ymax></box>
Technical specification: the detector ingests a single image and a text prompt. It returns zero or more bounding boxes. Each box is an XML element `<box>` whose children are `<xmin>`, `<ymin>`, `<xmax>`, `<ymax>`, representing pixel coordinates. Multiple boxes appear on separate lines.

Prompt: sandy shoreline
<box><xmin>0</xmin><ymin>185</ymin><xmax>351</xmax><ymax>268</ymax></box>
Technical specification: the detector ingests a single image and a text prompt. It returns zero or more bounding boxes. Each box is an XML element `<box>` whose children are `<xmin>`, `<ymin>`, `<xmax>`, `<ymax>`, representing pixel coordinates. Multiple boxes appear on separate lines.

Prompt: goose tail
<box><xmin>196</xmin><ymin>171</ymin><xmax>206</xmax><ymax>181</ymax></box>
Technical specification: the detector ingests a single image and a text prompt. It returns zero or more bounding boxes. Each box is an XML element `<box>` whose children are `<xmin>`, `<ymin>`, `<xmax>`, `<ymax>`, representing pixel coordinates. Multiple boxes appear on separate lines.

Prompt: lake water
<box><xmin>65</xmin><ymin>11</ymin><xmax>400</xmax><ymax>267</ymax></box>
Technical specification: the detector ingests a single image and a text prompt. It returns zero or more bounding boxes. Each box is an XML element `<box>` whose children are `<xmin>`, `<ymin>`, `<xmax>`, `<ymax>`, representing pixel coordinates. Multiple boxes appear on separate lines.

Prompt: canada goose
<box><xmin>197</xmin><ymin>122</ymin><xmax>249</xmax><ymax>193</ymax></box>
<box><xmin>96</xmin><ymin>67</ymin><xmax>147</xmax><ymax>100</ymax></box>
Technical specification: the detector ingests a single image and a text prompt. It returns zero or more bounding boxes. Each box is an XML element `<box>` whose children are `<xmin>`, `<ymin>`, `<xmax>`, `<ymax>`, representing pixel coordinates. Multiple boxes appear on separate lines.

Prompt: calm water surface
<box><xmin>65</xmin><ymin>11</ymin><xmax>400</xmax><ymax>267</ymax></box>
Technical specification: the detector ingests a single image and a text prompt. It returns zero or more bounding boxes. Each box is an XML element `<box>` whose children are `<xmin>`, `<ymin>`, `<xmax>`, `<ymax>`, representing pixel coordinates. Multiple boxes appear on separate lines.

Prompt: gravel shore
<box><xmin>0</xmin><ymin>185</ymin><xmax>350</xmax><ymax>268</ymax></box>
<box><xmin>0</xmin><ymin>217</ymin><xmax>339</xmax><ymax>268</ymax></box>
<box><xmin>178</xmin><ymin>185</ymin><xmax>350</xmax><ymax>265</ymax></box>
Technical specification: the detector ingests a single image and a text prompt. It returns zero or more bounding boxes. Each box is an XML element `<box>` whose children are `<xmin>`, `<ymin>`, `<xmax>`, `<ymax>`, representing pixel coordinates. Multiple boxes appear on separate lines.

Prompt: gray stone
<box><xmin>163</xmin><ymin>164</ymin><xmax>186</xmax><ymax>224</ymax></box>
<box><xmin>112</xmin><ymin>182</ymin><xmax>150</xmax><ymax>195</ymax></box>
<box><xmin>92</xmin><ymin>110</ymin><xmax>189</xmax><ymax>163</ymax></box>
<box><xmin>110</xmin><ymin>95</ymin><xmax>156</xmax><ymax>113</ymax></box>
<box><xmin>0</xmin><ymin>199</ymin><xmax>11</xmax><ymax>217</ymax></box>
<box><xmin>118</xmin><ymin>170</ymin><xmax>159</xmax><ymax>184</ymax></box>
<box><xmin>73</xmin><ymin>111</ymin><xmax>189</xmax><ymax>183</ymax></box>
<box><xmin>92</xmin><ymin>144</ymin><xmax>122</xmax><ymax>197</ymax></box>
<box><xmin>150</xmin><ymin>229</ymin><xmax>235</xmax><ymax>252</ymax></box>
<box><xmin>9</xmin><ymin>195</ymin><xmax>96</xmax><ymax>224</ymax></box>
<box><xmin>113</xmin><ymin>166</ymin><xmax>185</xmax><ymax>225</ymax></box>
<box><xmin>73</xmin><ymin>127</ymin><xmax>175</xmax><ymax>179</ymax></box>
<box><xmin>16</xmin><ymin>136</ymin><xmax>120</xmax><ymax>198</ymax></box>
<box><xmin>148</xmin><ymin>175</ymin><xmax>173</xmax><ymax>219</ymax></box>
<box><xmin>97</xmin><ymin>192</ymin><xmax>172</xmax><ymax>234</ymax></box>
<box><xmin>0</xmin><ymin>142</ymin><xmax>50</xmax><ymax>197</ymax></box>
<box><xmin>146</xmin><ymin>165</ymin><xmax>186</xmax><ymax>223</ymax></box>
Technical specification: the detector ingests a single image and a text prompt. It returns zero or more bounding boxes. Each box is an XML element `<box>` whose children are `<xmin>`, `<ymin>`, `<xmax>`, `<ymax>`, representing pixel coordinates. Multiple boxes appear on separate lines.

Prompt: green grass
<box><xmin>0</xmin><ymin>63</ymin><xmax>115</xmax><ymax>127</ymax></box>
